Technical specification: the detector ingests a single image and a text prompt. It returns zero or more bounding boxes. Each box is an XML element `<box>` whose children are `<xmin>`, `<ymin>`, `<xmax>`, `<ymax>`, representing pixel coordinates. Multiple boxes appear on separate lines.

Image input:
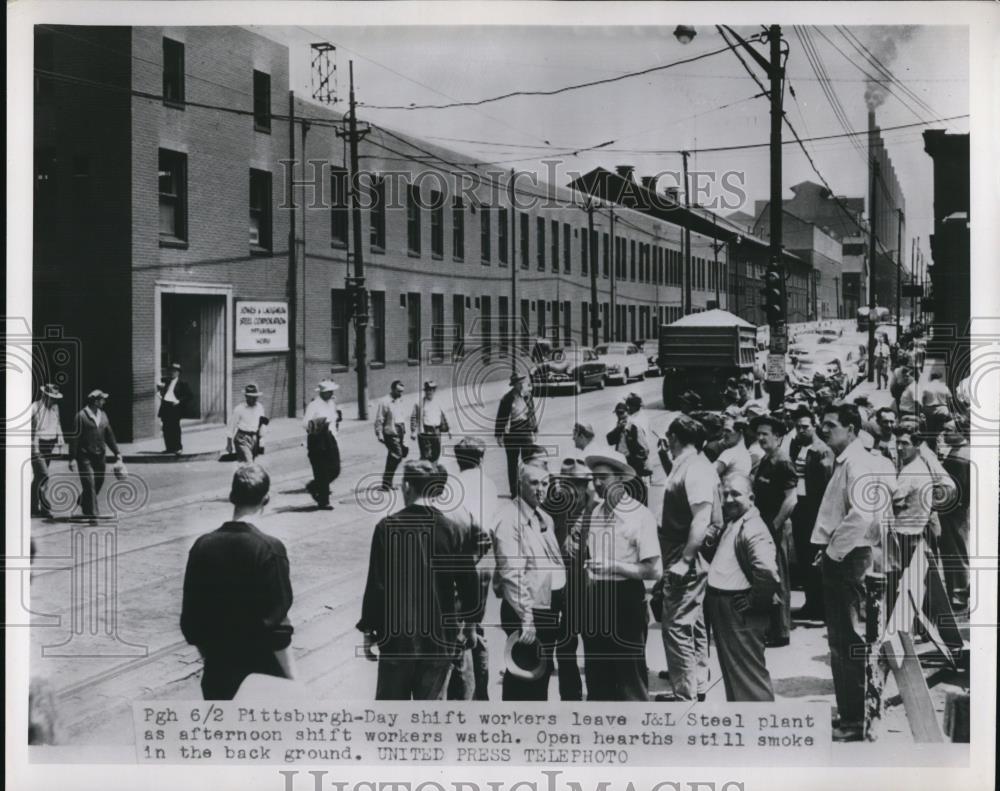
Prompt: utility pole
<box><xmin>682</xmin><ymin>151</ymin><xmax>692</xmax><ymax>315</ymax></box>
<box><xmin>712</xmin><ymin>213</ymin><xmax>721</xmax><ymax>308</ymax></box>
<box><xmin>610</xmin><ymin>206</ymin><xmax>617</xmax><ymax>341</ymax></box>
<box><xmin>910</xmin><ymin>236</ymin><xmax>916</xmax><ymax>327</ymax></box>
<box><xmin>866</xmin><ymin>159</ymin><xmax>879</xmax><ymax>383</ymax></box>
<box><xmin>587</xmin><ymin>200</ymin><xmax>599</xmax><ymax>347</ymax></box>
<box><xmin>337</xmin><ymin>61</ymin><xmax>370</xmax><ymax>419</ymax></box>
<box><xmin>509</xmin><ymin>170</ymin><xmax>517</xmax><ymax>371</ymax></box>
<box><xmin>896</xmin><ymin>208</ymin><xmax>904</xmax><ymax>338</ymax></box>
<box><xmin>286</xmin><ymin>91</ymin><xmax>297</xmax><ymax>418</ymax></box>
<box><xmin>764</xmin><ymin>25</ymin><xmax>786</xmax><ymax>409</ymax></box>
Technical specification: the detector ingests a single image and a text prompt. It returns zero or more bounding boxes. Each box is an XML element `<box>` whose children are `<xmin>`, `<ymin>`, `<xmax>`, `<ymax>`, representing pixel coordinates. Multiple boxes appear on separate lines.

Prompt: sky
<box><xmin>257</xmin><ymin>24</ymin><xmax>969</xmax><ymax>272</ymax></box>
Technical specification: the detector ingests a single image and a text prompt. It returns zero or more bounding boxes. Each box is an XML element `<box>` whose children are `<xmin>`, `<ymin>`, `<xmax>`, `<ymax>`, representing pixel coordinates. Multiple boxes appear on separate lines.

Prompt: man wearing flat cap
<box><xmin>607</xmin><ymin>401</ymin><xmax>651</xmax><ymax>505</ymax></box>
<box><xmin>572</xmin><ymin>450</ymin><xmax>661</xmax><ymax>701</ymax></box>
<box><xmin>411</xmin><ymin>380</ymin><xmax>451</xmax><ymax>462</ymax></box>
<box><xmin>495</xmin><ymin>372</ymin><xmax>538</xmax><ymax>498</ymax></box>
<box><xmin>157</xmin><ymin>363</ymin><xmax>192</xmax><ymax>454</ymax></box>
<box><xmin>303</xmin><ymin>380</ymin><xmax>342</xmax><ymax>509</ymax></box>
<box><xmin>69</xmin><ymin>389</ymin><xmax>122</xmax><ymax>519</ymax></box>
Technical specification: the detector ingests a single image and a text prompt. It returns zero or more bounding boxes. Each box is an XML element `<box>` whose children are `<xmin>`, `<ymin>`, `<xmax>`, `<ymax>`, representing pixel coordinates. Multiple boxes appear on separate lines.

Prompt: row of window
<box><xmin>161</xmin><ymin>36</ymin><xmax>272</xmax><ymax>132</ymax></box>
<box><xmin>327</xmin><ymin>290</ymin><xmax>692</xmax><ymax>367</ymax></box>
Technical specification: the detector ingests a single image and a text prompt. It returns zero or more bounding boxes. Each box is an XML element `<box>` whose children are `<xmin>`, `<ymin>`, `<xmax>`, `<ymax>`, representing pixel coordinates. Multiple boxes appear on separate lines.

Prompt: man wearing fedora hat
<box><xmin>303</xmin><ymin>380</ymin><xmax>342</xmax><ymax>509</ymax></box>
<box><xmin>542</xmin><ymin>457</ymin><xmax>598</xmax><ymax>701</ymax></box>
<box><xmin>411</xmin><ymin>380</ymin><xmax>451</xmax><ymax>462</ymax></box>
<box><xmin>30</xmin><ymin>384</ymin><xmax>65</xmax><ymax>517</ymax></box>
<box><xmin>574</xmin><ymin>450</ymin><xmax>661</xmax><ymax>701</ymax></box>
<box><xmin>227</xmin><ymin>385</ymin><xmax>268</xmax><ymax>463</ymax></box>
<box><xmin>68</xmin><ymin>389</ymin><xmax>122</xmax><ymax>519</ymax></box>
<box><xmin>374</xmin><ymin>380</ymin><xmax>410</xmax><ymax>491</ymax></box>
<box><xmin>493</xmin><ymin>463</ymin><xmax>565</xmax><ymax>700</ymax></box>
<box><xmin>157</xmin><ymin>363</ymin><xmax>192</xmax><ymax>454</ymax></box>
<box><xmin>495</xmin><ymin>373</ymin><xmax>539</xmax><ymax>498</ymax></box>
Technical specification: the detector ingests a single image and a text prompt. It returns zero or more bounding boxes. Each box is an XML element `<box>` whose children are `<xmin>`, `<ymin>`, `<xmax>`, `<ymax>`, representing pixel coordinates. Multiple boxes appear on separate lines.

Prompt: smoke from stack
<box><xmin>861</xmin><ymin>26</ymin><xmax>917</xmax><ymax>111</ymax></box>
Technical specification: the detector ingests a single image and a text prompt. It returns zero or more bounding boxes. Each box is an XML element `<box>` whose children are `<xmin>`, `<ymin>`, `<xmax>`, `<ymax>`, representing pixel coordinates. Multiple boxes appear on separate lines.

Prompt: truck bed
<box><xmin>659</xmin><ymin>325</ymin><xmax>757</xmax><ymax>369</ymax></box>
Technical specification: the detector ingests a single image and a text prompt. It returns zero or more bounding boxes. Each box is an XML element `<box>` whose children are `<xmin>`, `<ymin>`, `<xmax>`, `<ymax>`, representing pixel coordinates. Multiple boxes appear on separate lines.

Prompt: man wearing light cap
<box><xmin>227</xmin><ymin>384</ymin><xmax>268</xmax><ymax>463</ymax></box>
<box><xmin>572</xmin><ymin>449</ymin><xmax>661</xmax><ymax>700</ymax></box>
<box><xmin>411</xmin><ymin>380</ymin><xmax>451</xmax><ymax>462</ymax></box>
<box><xmin>303</xmin><ymin>380</ymin><xmax>342</xmax><ymax>509</ymax></box>
<box><xmin>69</xmin><ymin>389</ymin><xmax>122</xmax><ymax>519</ymax></box>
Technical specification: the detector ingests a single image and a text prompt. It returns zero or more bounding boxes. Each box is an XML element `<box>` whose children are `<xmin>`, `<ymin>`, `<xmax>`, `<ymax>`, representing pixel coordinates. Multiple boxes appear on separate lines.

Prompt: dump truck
<box><xmin>658</xmin><ymin>309</ymin><xmax>758</xmax><ymax>410</ymax></box>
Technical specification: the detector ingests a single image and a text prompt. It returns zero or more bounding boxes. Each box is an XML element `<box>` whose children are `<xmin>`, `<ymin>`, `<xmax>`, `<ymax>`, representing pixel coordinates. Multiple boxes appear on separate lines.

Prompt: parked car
<box><xmin>530</xmin><ymin>347</ymin><xmax>607</xmax><ymax>395</ymax></box>
<box><xmin>788</xmin><ymin>347</ymin><xmax>859</xmax><ymax>394</ymax></box>
<box><xmin>634</xmin><ymin>339</ymin><xmax>662</xmax><ymax>376</ymax></box>
<box><xmin>594</xmin><ymin>342</ymin><xmax>648</xmax><ymax>385</ymax></box>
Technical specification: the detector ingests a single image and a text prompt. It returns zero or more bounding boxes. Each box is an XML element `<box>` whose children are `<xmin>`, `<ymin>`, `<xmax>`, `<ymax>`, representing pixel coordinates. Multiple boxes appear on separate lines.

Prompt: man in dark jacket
<box><xmin>607</xmin><ymin>401</ymin><xmax>651</xmax><ymax>505</ymax></box>
<box><xmin>357</xmin><ymin>460</ymin><xmax>482</xmax><ymax>700</ymax></box>
<box><xmin>703</xmin><ymin>472</ymin><xmax>780</xmax><ymax>701</ymax></box>
<box><xmin>494</xmin><ymin>373</ymin><xmax>538</xmax><ymax>498</ymax></box>
<box><xmin>788</xmin><ymin>407</ymin><xmax>834</xmax><ymax>621</ymax></box>
<box><xmin>68</xmin><ymin>389</ymin><xmax>122</xmax><ymax>518</ymax></box>
<box><xmin>157</xmin><ymin>363</ymin><xmax>192</xmax><ymax>453</ymax></box>
<box><xmin>180</xmin><ymin>464</ymin><xmax>295</xmax><ymax>699</ymax></box>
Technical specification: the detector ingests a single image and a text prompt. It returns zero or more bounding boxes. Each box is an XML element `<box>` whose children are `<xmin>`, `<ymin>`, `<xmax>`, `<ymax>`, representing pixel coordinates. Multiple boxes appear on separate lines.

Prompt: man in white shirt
<box><xmin>303</xmin><ymin>380</ymin><xmax>342</xmax><ymax>509</ymax></box>
<box><xmin>226</xmin><ymin>384</ymin><xmax>267</xmax><ymax>463</ymax></box>
<box><xmin>411</xmin><ymin>381</ymin><xmax>451</xmax><ymax>462</ymax></box>
<box><xmin>573</xmin><ymin>450</ymin><xmax>661</xmax><ymax>701</ymax></box>
<box><xmin>715</xmin><ymin>414</ymin><xmax>752</xmax><ymax>480</ymax></box>
<box><xmin>887</xmin><ymin>420</ymin><xmax>932</xmax><ymax>613</ymax></box>
<box><xmin>157</xmin><ymin>363</ymin><xmax>191</xmax><ymax>454</ymax></box>
<box><xmin>31</xmin><ymin>383</ymin><xmax>65</xmax><ymax>517</ymax></box>
<box><xmin>492</xmin><ymin>463</ymin><xmax>565</xmax><ymax>700</ymax></box>
<box><xmin>813</xmin><ymin>403</ymin><xmax>894</xmax><ymax>741</ymax></box>
<box><xmin>374</xmin><ymin>380</ymin><xmax>409</xmax><ymax>490</ymax></box>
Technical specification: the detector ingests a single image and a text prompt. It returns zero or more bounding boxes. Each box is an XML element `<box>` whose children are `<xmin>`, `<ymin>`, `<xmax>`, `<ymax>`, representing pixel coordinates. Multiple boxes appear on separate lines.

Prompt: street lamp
<box><xmin>675</xmin><ymin>24</ymin><xmax>788</xmax><ymax>408</ymax></box>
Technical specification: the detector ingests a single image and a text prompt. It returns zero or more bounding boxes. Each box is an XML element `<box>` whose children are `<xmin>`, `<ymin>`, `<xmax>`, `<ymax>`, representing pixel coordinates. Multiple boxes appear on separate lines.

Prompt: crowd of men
<box><xmin>28</xmin><ymin>332</ymin><xmax>971</xmax><ymax>742</ymax></box>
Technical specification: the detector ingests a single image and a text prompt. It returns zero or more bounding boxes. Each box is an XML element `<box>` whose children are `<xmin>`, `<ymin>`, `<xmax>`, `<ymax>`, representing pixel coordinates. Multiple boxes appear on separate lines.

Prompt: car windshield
<box><xmin>597</xmin><ymin>344</ymin><xmax>630</xmax><ymax>355</ymax></box>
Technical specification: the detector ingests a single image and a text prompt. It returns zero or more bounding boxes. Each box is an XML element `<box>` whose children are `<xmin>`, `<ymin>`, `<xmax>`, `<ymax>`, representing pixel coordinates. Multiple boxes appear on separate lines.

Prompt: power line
<box><xmin>357</xmin><ymin>43</ymin><xmax>737</xmax><ymax>110</ymax></box>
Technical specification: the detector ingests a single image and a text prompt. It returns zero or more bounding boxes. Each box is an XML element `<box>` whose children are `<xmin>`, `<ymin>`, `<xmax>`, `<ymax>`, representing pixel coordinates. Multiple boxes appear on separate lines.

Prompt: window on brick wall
<box><xmin>369</xmin><ymin>175</ymin><xmax>386</xmax><ymax>252</ymax></box>
<box><xmin>430</xmin><ymin>190</ymin><xmax>444</xmax><ymax>259</ymax></box>
<box><xmin>452</xmin><ymin>197</ymin><xmax>464</xmax><ymax>261</ymax></box>
<box><xmin>158</xmin><ymin>149</ymin><xmax>187</xmax><ymax>243</ymax></box>
<box><xmin>630</xmin><ymin>239</ymin><xmax>636</xmax><ymax>281</ymax></box>
<box><xmin>431</xmin><ymin>293</ymin><xmax>445</xmax><ymax>361</ymax></box>
<box><xmin>499</xmin><ymin>295</ymin><xmax>509</xmax><ymax>356</ymax></box>
<box><xmin>603</xmin><ymin>233</ymin><xmax>609</xmax><ymax>278</ymax></box>
<box><xmin>407</xmin><ymin>292</ymin><xmax>421</xmax><ymax>361</ymax></box>
<box><xmin>581</xmin><ymin>226</ymin><xmax>589</xmax><ymax>275</ymax></box>
<box><xmin>330</xmin><ymin>166</ymin><xmax>348</xmax><ymax>248</ymax></box>
<box><xmin>249</xmin><ymin>169</ymin><xmax>272</xmax><ymax>251</ymax></box>
<box><xmin>453</xmin><ymin>294</ymin><xmax>466</xmax><ymax>357</ymax></box>
<box><xmin>498</xmin><ymin>207</ymin><xmax>508</xmax><ymax>265</ymax></box>
<box><xmin>480</xmin><ymin>206</ymin><xmax>491</xmax><ymax>264</ymax></box>
<box><xmin>536</xmin><ymin>217</ymin><xmax>545</xmax><ymax>270</ymax></box>
<box><xmin>519</xmin><ymin>212</ymin><xmax>529</xmax><ymax>268</ymax></box>
<box><xmin>162</xmin><ymin>38</ymin><xmax>185</xmax><ymax>107</ymax></box>
<box><xmin>581</xmin><ymin>301</ymin><xmax>589</xmax><ymax>345</ymax></box>
<box><xmin>253</xmin><ymin>70</ymin><xmax>271</xmax><ymax>132</ymax></box>
<box><xmin>331</xmin><ymin>289</ymin><xmax>350</xmax><ymax>367</ymax></box>
<box><xmin>551</xmin><ymin>219</ymin><xmax>559</xmax><ymax>272</ymax></box>
<box><xmin>563</xmin><ymin>300</ymin><xmax>571</xmax><ymax>346</ymax></box>
<box><xmin>563</xmin><ymin>223</ymin><xmax>571</xmax><ymax>273</ymax></box>
<box><xmin>369</xmin><ymin>290</ymin><xmax>385</xmax><ymax>364</ymax></box>
<box><xmin>407</xmin><ymin>185</ymin><xmax>421</xmax><ymax>255</ymax></box>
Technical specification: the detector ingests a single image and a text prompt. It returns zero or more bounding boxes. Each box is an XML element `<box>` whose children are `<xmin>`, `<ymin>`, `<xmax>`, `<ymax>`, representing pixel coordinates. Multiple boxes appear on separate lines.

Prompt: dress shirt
<box><xmin>411</xmin><ymin>398</ymin><xmax>447</xmax><ymax>433</ymax></box>
<box><xmin>228</xmin><ymin>402</ymin><xmax>267</xmax><ymax>437</ymax></box>
<box><xmin>374</xmin><ymin>396</ymin><xmax>409</xmax><ymax>437</ymax></box>
<box><xmin>586</xmin><ymin>495</ymin><xmax>659</xmax><ymax>582</ymax></box>
<box><xmin>163</xmin><ymin>378</ymin><xmax>180</xmax><ymax>404</ymax></box>
<box><xmin>812</xmin><ymin>438</ymin><xmax>893</xmax><ymax>561</ymax></box>
<box><xmin>31</xmin><ymin>401</ymin><xmax>64</xmax><ymax>444</ymax></box>
<box><xmin>893</xmin><ymin>454</ymin><xmax>932</xmax><ymax>536</ymax></box>
<box><xmin>492</xmin><ymin>498</ymin><xmax>566</xmax><ymax>626</ymax></box>
<box><xmin>708</xmin><ymin>509</ymin><xmax>754</xmax><ymax>590</ymax></box>
<box><xmin>303</xmin><ymin>397</ymin><xmax>340</xmax><ymax>436</ymax></box>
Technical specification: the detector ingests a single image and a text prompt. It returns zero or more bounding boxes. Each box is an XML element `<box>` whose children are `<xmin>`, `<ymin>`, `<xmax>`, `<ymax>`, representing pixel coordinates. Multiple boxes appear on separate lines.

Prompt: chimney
<box><xmin>641</xmin><ymin>175</ymin><xmax>657</xmax><ymax>192</ymax></box>
<box><xmin>615</xmin><ymin>165</ymin><xmax>635</xmax><ymax>182</ymax></box>
<box><xmin>664</xmin><ymin>187</ymin><xmax>680</xmax><ymax>204</ymax></box>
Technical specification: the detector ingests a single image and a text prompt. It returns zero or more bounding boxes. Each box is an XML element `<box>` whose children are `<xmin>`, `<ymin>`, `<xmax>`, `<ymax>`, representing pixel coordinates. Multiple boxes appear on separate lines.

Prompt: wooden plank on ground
<box><xmin>883</xmin><ymin>631</ymin><xmax>945</xmax><ymax>743</ymax></box>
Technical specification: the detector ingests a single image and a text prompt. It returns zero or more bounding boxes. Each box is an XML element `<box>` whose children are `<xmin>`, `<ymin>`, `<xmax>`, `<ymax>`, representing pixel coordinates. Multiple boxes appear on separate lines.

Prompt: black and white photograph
<box><xmin>6</xmin><ymin>2</ymin><xmax>998</xmax><ymax>790</ymax></box>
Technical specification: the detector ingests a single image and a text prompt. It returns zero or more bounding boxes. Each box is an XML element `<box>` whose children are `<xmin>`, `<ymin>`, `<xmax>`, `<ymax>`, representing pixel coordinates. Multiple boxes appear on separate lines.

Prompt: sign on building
<box><xmin>235</xmin><ymin>300</ymin><xmax>289</xmax><ymax>353</ymax></box>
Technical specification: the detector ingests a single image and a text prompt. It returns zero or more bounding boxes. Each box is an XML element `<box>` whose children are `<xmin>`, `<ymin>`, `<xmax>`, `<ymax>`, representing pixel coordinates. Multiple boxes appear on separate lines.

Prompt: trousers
<box><xmin>821</xmin><ymin>546</ymin><xmax>872</xmax><ymax>728</ymax></box>
<box><xmin>502</xmin><ymin>430</ymin><xmax>534</xmax><ymax>498</ymax></box>
<box><xmin>938</xmin><ymin>507</ymin><xmax>970</xmax><ymax>603</ymax></box>
<box><xmin>705</xmin><ymin>588</ymin><xmax>774</xmax><ymax>701</ymax></box>
<box><xmin>160</xmin><ymin>403</ymin><xmax>183</xmax><ymax>452</ymax></box>
<box><xmin>381</xmin><ymin>430</ymin><xmax>407</xmax><ymax>489</ymax></box>
<box><xmin>417</xmin><ymin>429</ymin><xmax>442</xmax><ymax>462</ymax></box>
<box><xmin>76</xmin><ymin>452</ymin><xmax>106</xmax><ymax>517</ymax></box>
<box><xmin>307</xmin><ymin>434</ymin><xmax>341</xmax><ymax>506</ymax></box>
<box><xmin>31</xmin><ymin>438</ymin><xmax>58</xmax><ymax>514</ymax></box>
<box><xmin>659</xmin><ymin>564</ymin><xmax>709</xmax><ymax>700</ymax></box>
<box><xmin>234</xmin><ymin>430</ymin><xmax>258</xmax><ymax>463</ymax></box>
<box><xmin>768</xmin><ymin>520</ymin><xmax>792</xmax><ymax>643</ymax></box>
<box><xmin>200</xmin><ymin>648</ymin><xmax>286</xmax><ymax>700</ymax></box>
<box><xmin>792</xmin><ymin>498</ymin><xmax>825</xmax><ymax>615</ymax></box>
<box><xmin>375</xmin><ymin>657</ymin><xmax>452</xmax><ymax>701</ymax></box>
<box><xmin>581</xmin><ymin>579</ymin><xmax>648</xmax><ymax>701</ymax></box>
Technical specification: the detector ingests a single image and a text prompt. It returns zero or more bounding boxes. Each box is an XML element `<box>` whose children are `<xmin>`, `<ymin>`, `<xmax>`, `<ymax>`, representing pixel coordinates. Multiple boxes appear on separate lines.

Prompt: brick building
<box><xmin>34</xmin><ymin>25</ymin><xmax>746</xmax><ymax>441</ymax></box>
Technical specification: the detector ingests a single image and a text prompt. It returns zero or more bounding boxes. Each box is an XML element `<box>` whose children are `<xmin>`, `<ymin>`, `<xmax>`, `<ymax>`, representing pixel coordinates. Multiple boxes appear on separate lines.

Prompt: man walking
<box><xmin>813</xmin><ymin>403</ymin><xmax>893</xmax><ymax>741</ymax></box>
<box><xmin>574</xmin><ymin>451</ymin><xmax>661</xmax><ymax>701</ymax></box>
<box><xmin>606</xmin><ymin>401</ymin><xmax>651</xmax><ymax>505</ymax></box>
<box><xmin>788</xmin><ymin>408</ymin><xmax>834</xmax><ymax>622</ymax></box>
<box><xmin>495</xmin><ymin>373</ymin><xmax>538</xmax><ymax>498</ymax></box>
<box><xmin>657</xmin><ymin>415</ymin><xmax>720</xmax><ymax>701</ymax></box>
<box><xmin>31</xmin><ymin>384</ymin><xmax>64</xmax><ymax>518</ymax></box>
<box><xmin>374</xmin><ymin>380</ymin><xmax>409</xmax><ymax>491</ymax></box>
<box><xmin>411</xmin><ymin>381</ymin><xmax>451</xmax><ymax>462</ymax></box>
<box><xmin>874</xmin><ymin>332</ymin><xmax>891</xmax><ymax>390</ymax></box>
<box><xmin>703</xmin><ymin>472</ymin><xmax>780</xmax><ymax>701</ymax></box>
<box><xmin>181</xmin><ymin>464</ymin><xmax>294</xmax><ymax>699</ymax></box>
<box><xmin>751</xmin><ymin>413</ymin><xmax>798</xmax><ymax>646</ymax></box>
<box><xmin>226</xmin><ymin>384</ymin><xmax>267</xmax><ymax>463</ymax></box>
<box><xmin>303</xmin><ymin>380</ymin><xmax>342</xmax><ymax>510</ymax></box>
<box><xmin>157</xmin><ymin>362</ymin><xmax>191</xmax><ymax>454</ymax></box>
<box><xmin>358</xmin><ymin>460</ymin><xmax>481</xmax><ymax>700</ymax></box>
<box><xmin>69</xmin><ymin>390</ymin><xmax>122</xmax><ymax>519</ymax></box>
<box><xmin>493</xmin><ymin>463</ymin><xmax>565</xmax><ymax>700</ymax></box>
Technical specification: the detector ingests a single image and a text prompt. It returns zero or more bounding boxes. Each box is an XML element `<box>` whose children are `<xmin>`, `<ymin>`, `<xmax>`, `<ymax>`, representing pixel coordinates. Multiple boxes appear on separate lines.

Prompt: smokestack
<box><xmin>615</xmin><ymin>165</ymin><xmax>635</xmax><ymax>182</ymax></box>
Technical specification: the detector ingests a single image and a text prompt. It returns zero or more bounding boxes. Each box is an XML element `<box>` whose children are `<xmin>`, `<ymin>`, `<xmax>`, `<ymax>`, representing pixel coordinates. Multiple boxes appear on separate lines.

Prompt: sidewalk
<box><xmin>113</xmin><ymin>375</ymin><xmax>517</xmax><ymax>463</ymax></box>
<box><xmin>846</xmin><ymin>378</ymin><xmax>895</xmax><ymax>411</ymax></box>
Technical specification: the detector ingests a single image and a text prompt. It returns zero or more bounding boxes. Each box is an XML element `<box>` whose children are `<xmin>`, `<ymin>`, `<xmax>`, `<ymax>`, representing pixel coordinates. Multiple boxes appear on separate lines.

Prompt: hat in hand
<box><xmin>503</xmin><ymin>631</ymin><xmax>547</xmax><ymax>681</ymax></box>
